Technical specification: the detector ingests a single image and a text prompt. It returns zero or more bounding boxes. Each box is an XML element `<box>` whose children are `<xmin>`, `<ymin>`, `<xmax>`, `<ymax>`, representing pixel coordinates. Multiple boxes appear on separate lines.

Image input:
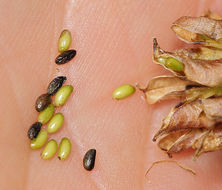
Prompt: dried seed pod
<box><xmin>47</xmin><ymin>76</ymin><xmax>67</xmax><ymax>96</ymax></box>
<box><xmin>58</xmin><ymin>30</ymin><xmax>72</xmax><ymax>52</ymax></box>
<box><xmin>27</xmin><ymin>122</ymin><xmax>42</xmax><ymax>140</ymax></box>
<box><xmin>35</xmin><ymin>93</ymin><xmax>52</xmax><ymax>112</ymax></box>
<box><xmin>138</xmin><ymin>76</ymin><xmax>197</xmax><ymax>104</ymax></box>
<box><xmin>55</xmin><ymin>50</ymin><xmax>76</xmax><ymax>65</ymax></box>
<box><xmin>83</xmin><ymin>149</ymin><xmax>96</xmax><ymax>171</ymax></box>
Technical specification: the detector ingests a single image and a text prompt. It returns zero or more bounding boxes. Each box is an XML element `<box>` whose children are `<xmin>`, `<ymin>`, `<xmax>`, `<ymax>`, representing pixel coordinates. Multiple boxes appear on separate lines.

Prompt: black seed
<box><xmin>83</xmin><ymin>149</ymin><xmax>96</xmax><ymax>171</ymax></box>
<box><xmin>35</xmin><ymin>93</ymin><xmax>52</xmax><ymax>112</ymax></box>
<box><xmin>55</xmin><ymin>49</ymin><xmax>76</xmax><ymax>65</ymax></box>
<box><xmin>174</xmin><ymin>101</ymin><xmax>184</xmax><ymax>108</ymax></box>
<box><xmin>47</xmin><ymin>76</ymin><xmax>67</xmax><ymax>96</ymax></box>
<box><xmin>185</xmin><ymin>84</ymin><xmax>202</xmax><ymax>90</ymax></box>
<box><xmin>27</xmin><ymin>122</ymin><xmax>42</xmax><ymax>140</ymax></box>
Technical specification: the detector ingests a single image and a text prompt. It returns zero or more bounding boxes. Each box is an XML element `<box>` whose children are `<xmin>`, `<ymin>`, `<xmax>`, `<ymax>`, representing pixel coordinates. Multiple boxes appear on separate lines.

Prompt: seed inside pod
<box><xmin>54</xmin><ymin>85</ymin><xmax>73</xmax><ymax>106</ymax></box>
<box><xmin>27</xmin><ymin>122</ymin><xmax>42</xmax><ymax>140</ymax></box>
<box><xmin>30</xmin><ymin>130</ymin><xmax>48</xmax><ymax>149</ymax></box>
<box><xmin>58</xmin><ymin>30</ymin><xmax>72</xmax><ymax>53</ymax></box>
<box><xmin>41</xmin><ymin>139</ymin><xmax>58</xmax><ymax>159</ymax></box>
<box><xmin>47</xmin><ymin>76</ymin><xmax>67</xmax><ymax>96</ymax></box>
<box><xmin>47</xmin><ymin>113</ymin><xmax>64</xmax><ymax>133</ymax></box>
<box><xmin>58</xmin><ymin>137</ymin><xmax>71</xmax><ymax>160</ymax></box>
<box><xmin>38</xmin><ymin>104</ymin><xmax>55</xmax><ymax>124</ymax></box>
<box><xmin>83</xmin><ymin>149</ymin><xmax>96</xmax><ymax>171</ymax></box>
<box><xmin>55</xmin><ymin>50</ymin><xmax>76</xmax><ymax>65</ymax></box>
<box><xmin>35</xmin><ymin>93</ymin><xmax>52</xmax><ymax>112</ymax></box>
<box><xmin>112</xmin><ymin>84</ymin><xmax>136</xmax><ymax>100</ymax></box>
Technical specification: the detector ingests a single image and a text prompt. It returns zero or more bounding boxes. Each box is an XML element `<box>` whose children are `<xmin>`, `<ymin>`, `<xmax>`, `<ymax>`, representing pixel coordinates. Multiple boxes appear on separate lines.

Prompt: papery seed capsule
<box><xmin>47</xmin><ymin>113</ymin><xmax>64</xmax><ymax>133</ymax></box>
<box><xmin>58</xmin><ymin>137</ymin><xmax>71</xmax><ymax>160</ymax></box>
<box><xmin>55</xmin><ymin>50</ymin><xmax>76</xmax><ymax>65</ymax></box>
<box><xmin>27</xmin><ymin>122</ymin><xmax>42</xmax><ymax>140</ymax></box>
<box><xmin>41</xmin><ymin>139</ymin><xmax>57</xmax><ymax>159</ymax></box>
<box><xmin>38</xmin><ymin>104</ymin><xmax>55</xmax><ymax>124</ymax></box>
<box><xmin>54</xmin><ymin>85</ymin><xmax>73</xmax><ymax>106</ymax></box>
<box><xmin>112</xmin><ymin>84</ymin><xmax>136</xmax><ymax>100</ymax></box>
<box><xmin>83</xmin><ymin>149</ymin><xmax>96</xmax><ymax>171</ymax></box>
<box><xmin>30</xmin><ymin>130</ymin><xmax>48</xmax><ymax>149</ymax></box>
<box><xmin>35</xmin><ymin>93</ymin><xmax>52</xmax><ymax>112</ymax></box>
<box><xmin>58</xmin><ymin>30</ymin><xmax>72</xmax><ymax>53</ymax></box>
<box><xmin>47</xmin><ymin>76</ymin><xmax>67</xmax><ymax>96</ymax></box>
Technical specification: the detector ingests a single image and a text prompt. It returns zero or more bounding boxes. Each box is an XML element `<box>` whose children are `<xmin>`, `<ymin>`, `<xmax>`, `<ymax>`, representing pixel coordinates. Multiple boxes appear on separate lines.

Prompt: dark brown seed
<box><xmin>185</xmin><ymin>84</ymin><xmax>202</xmax><ymax>90</ymax></box>
<box><xmin>35</xmin><ymin>93</ymin><xmax>52</xmax><ymax>112</ymax></box>
<box><xmin>83</xmin><ymin>149</ymin><xmax>96</xmax><ymax>171</ymax></box>
<box><xmin>28</xmin><ymin>122</ymin><xmax>42</xmax><ymax>140</ymax></box>
<box><xmin>47</xmin><ymin>76</ymin><xmax>67</xmax><ymax>96</ymax></box>
<box><xmin>55</xmin><ymin>49</ymin><xmax>76</xmax><ymax>65</ymax></box>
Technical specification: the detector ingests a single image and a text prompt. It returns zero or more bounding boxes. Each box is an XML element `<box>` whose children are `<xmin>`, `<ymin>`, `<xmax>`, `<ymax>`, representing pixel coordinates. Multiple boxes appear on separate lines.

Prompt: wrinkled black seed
<box><xmin>83</xmin><ymin>149</ymin><xmax>96</xmax><ymax>171</ymax></box>
<box><xmin>35</xmin><ymin>93</ymin><xmax>52</xmax><ymax>112</ymax></box>
<box><xmin>55</xmin><ymin>49</ymin><xmax>76</xmax><ymax>65</ymax></box>
<box><xmin>27</xmin><ymin>122</ymin><xmax>42</xmax><ymax>140</ymax></box>
<box><xmin>185</xmin><ymin>84</ymin><xmax>202</xmax><ymax>90</ymax></box>
<box><xmin>47</xmin><ymin>76</ymin><xmax>67</xmax><ymax>96</ymax></box>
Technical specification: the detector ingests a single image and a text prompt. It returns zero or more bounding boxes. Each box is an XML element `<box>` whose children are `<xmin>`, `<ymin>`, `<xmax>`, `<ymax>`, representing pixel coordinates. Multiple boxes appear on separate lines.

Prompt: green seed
<box><xmin>58</xmin><ymin>30</ymin><xmax>72</xmax><ymax>52</ymax></box>
<box><xmin>30</xmin><ymin>130</ymin><xmax>48</xmax><ymax>149</ymax></box>
<box><xmin>165</xmin><ymin>57</ymin><xmax>183</xmax><ymax>72</ymax></box>
<box><xmin>47</xmin><ymin>113</ymin><xmax>64</xmax><ymax>133</ymax></box>
<box><xmin>112</xmin><ymin>84</ymin><xmax>136</xmax><ymax>100</ymax></box>
<box><xmin>41</xmin><ymin>139</ymin><xmax>57</xmax><ymax>159</ymax></box>
<box><xmin>58</xmin><ymin>137</ymin><xmax>71</xmax><ymax>160</ymax></box>
<box><xmin>54</xmin><ymin>85</ymin><xmax>73</xmax><ymax>106</ymax></box>
<box><xmin>38</xmin><ymin>104</ymin><xmax>55</xmax><ymax>124</ymax></box>
<box><xmin>157</xmin><ymin>57</ymin><xmax>166</xmax><ymax>64</ymax></box>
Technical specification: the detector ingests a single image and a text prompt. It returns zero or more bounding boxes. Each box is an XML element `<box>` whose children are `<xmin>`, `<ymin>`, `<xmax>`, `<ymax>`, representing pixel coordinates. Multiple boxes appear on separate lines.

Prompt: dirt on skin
<box><xmin>1</xmin><ymin>0</ymin><xmax>222</xmax><ymax>190</ymax></box>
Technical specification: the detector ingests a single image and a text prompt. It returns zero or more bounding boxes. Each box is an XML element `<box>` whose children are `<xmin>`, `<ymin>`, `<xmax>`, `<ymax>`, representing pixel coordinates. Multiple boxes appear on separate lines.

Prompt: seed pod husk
<box><xmin>55</xmin><ymin>50</ymin><xmax>76</xmax><ymax>65</ymax></box>
<box><xmin>83</xmin><ymin>149</ymin><xmax>96</xmax><ymax>171</ymax></box>
<box><xmin>58</xmin><ymin>30</ymin><xmax>72</xmax><ymax>52</ymax></box>
<box><xmin>47</xmin><ymin>76</ymin><xmax>67</xmax><ymax>96</ymax></box>
<box><xmin>35</xmin><ymin>93</ymin><xmax>52</xmax><ymax>112</ymax></box>
<box><xmin>27</xmin><ymin>122</ymin><xmax>42</xmax><ymax>140</ymax></box>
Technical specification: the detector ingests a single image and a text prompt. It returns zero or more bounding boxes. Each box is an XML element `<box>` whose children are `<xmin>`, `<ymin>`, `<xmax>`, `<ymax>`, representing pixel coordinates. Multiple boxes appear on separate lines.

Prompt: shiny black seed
<box><xmin>35</xmin><ymin>93</ymin><xmax>52</xmax><ymax>112</ymax></box>
<box><xmin>47</xmin><ymin>76</ymin><xmax>67</xmax><ymax>96</ymax></box>
<box><xmin>55</xmin><ymin>49</ymin><xmax>76</xmax><ymax>65</ymax></box>
<box><xmin>27</xmin><ymin>122</ymin><xmax>42</xmax><ymax>140</ymax></box>
<box><xmin>83</xmin><ymin>149</ymin><xmax>96</xmax><ymax>171</ymax></box>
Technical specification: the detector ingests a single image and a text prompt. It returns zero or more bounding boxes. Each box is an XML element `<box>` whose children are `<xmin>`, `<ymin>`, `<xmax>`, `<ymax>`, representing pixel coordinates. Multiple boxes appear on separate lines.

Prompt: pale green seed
<box><xmin>157</xmin><ymin>57</ymin><xmax>166</xmax><ymax>64</ymax></box>
<box><xmin>38</xmin><ymin>104</ymin><xmax>55</xmax><ymax>124</ymax></box>
<box><xmin>112</xmin><ymin>84</ymin><xmax>136</xmax><ymax>100</ymax></box>
<box><xmin>54</xmin><ymin>85</ymin><xmax>73</xmax><ymax>107</ymax></box>
<box><xmin>47</xmin><ymin>113</ymin><xmax>64</xmax><ymax>133</ymax></box>
<box><xmin>165</xmin><ymin>57</ymin><xmax>183</xmax><ymax>72</ymax></box>
<box><xmin>41</xmin><ymin>139</ymin><xmax>57</xmax><ymax>160</ymax></box>
<box><xmin>58</xmin><ymin>137</ymin><xmax>71</xmax><ymax>160</ymax></box>
<box><xmin>30</xmin><ymin>130</ymin><xmax>48</xmax><ymax>149</ymax></box>
<box><xmin>58</xmin><ymin>30</ymin><xmax>72</xmax><ymax>53</ymax></box>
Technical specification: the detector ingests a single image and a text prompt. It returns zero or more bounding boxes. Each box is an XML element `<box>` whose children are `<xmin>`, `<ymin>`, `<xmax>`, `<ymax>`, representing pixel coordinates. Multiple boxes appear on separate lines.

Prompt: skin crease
<box><xmin>1</xmin><ymin>0</ymin><xmax>222</xmax><ymax>189</ymax></box>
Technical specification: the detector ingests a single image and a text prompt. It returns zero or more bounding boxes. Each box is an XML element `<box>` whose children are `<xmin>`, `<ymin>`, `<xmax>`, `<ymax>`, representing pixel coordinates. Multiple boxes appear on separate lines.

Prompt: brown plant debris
<box><xmin>141</xmin><ymin>11</ymin><xmax>222</xmax><ymax>158</ymax></box>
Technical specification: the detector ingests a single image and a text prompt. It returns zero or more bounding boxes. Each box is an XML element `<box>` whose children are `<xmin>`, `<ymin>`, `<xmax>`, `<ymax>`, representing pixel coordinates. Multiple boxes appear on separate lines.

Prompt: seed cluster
<box><xmin>27</xmin><ymin>30</ymin><xmax>99</xmax><ymax>172</ymax></box>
